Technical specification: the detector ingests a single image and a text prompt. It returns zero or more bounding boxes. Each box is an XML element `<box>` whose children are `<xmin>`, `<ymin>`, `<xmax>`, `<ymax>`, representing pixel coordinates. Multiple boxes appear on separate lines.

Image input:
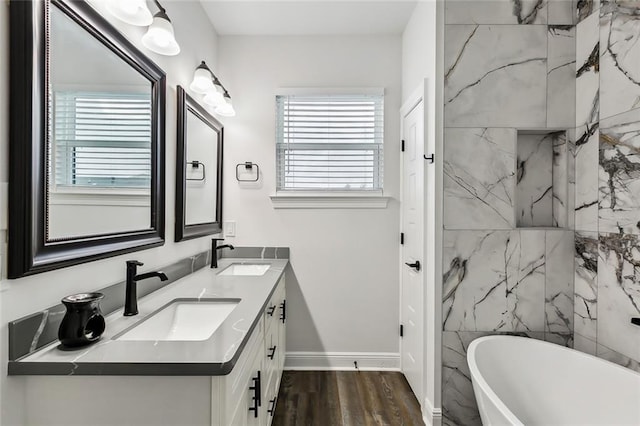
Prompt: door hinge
<box><xmin>401</xmin><ymin>139</ymin><xmax>405</xmax><ymax>152</ymax></box>
<box><xmin>400</xmin><ymin>324</ymin><xmax>404</xmax><ymax>337</ymax></box>
<box><xmin>400</xmin><ymin>232</ymin><xmax>404</xmax><ymax>245</ymax></box>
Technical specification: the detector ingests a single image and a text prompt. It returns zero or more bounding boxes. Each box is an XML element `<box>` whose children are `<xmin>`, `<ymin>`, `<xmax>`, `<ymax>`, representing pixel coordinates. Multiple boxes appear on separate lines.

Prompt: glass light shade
<box><xmin>141</xmin><ymin>15</ymin><xmax>180</xmax><ymax>56</ymax></box>
<box><xmin>203</xmin><ymin>88</ymin><xmax>225</xmax><ymax>107</ymax></box>
<box><xmin>106</xmin><ymin>0</ymin><xmax>153</xmax><ymax>26</ymax></box>
<box><xmin>189</xmin><ymin>67</ymin><xmax>214</xmax><ymax>94</ymax></box>
<box><xmin>215</xmin><ymin>98</ymin><xmax>236</xmax><ymax>117</ymax></box>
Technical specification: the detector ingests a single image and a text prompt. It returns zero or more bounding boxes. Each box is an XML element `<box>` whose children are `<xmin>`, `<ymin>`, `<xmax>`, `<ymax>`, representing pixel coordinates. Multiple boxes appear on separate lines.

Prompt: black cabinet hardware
<box><xmin>401</xmin><ymin>139</ymin><xmax>405</xmax><ymax>152</ymax></box>
<box><xmin>400</xmin><ymin>324</ymin><xmax>404</xmax><ymax>337</ymax></box>
<box><xmin>405</xmin><ymin>261</ymin><xmax>421</xmax><ymax>271</ymax></box>
<box><xmin>280</xmin><ymin>300</ymin><xmax>286</xmax><ymax>323</ymax></box>
<box><xmin>268</xmin><ymin>345</ymin><xmax>277</xmax><ymax>360</ymax></box>
<box><xmin>268</xmin><ymin>398</ymin><xmax>277</xmax><ymax>416</ymax></box>
<box><xmin>267</xmin><ymin>305</ymin><xmax>276</xmax><ymax>316</ymax></box>
<box><xmin>400</xmin><ymin>232</ymin><xmax>404</xmax><ymax>245</ymax></box>
<box><xmin>632</xmin><ymin>318</ymin><xmax>640</xmax><ymax>327</ymax></box>
<box><xmin>248</xmin><ymin>370</ymin><xmax>261</xmax><ymax>417</ymax></box>
<box><xmin>424</xmin><ymin>153</ymin><xmax>435</xmax><ymax>163</ymax></box>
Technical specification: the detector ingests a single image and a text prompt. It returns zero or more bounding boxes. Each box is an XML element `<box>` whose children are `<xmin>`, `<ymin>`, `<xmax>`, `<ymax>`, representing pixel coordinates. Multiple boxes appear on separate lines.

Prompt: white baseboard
<box><xmin>423</xmin><ymin>397</ymin><xmax>443</xmax><ymax>426</ymax></box>
<box><xmin>285</xmin><ymin>351</ymin><xmax>400</xmax><ymax>371</ymax></box>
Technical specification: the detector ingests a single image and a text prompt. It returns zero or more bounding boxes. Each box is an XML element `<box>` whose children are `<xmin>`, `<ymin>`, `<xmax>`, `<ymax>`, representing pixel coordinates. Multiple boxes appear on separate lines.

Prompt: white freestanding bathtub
<box><xmin>467</xmin><ymin>335</ymin><xmax>640</xmax><ymax>425</ymax></box>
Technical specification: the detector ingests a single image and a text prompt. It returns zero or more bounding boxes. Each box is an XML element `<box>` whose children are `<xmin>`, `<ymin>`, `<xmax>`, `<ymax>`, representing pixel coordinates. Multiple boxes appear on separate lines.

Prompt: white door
<box><xmin>401</xmin><ymin>100</ymin><xmax>425</xmax><ymax>403</ymax></box>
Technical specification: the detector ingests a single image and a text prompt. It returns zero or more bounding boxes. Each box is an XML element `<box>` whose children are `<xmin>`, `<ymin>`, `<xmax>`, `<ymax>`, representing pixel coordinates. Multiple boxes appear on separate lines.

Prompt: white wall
<box><xmin>401</xmin><ymin>1</ymin><xmax>443</xmax><ymax>421</ymax></box>
<box><xmin>0</xmin><ymin>1</ymin><xmax>219</xmax><ymax>423</ymax></box>
<box><xmin>217</xmin><ymin>35</ymin><xmax>402</xmax><ymax>356</ymax></box>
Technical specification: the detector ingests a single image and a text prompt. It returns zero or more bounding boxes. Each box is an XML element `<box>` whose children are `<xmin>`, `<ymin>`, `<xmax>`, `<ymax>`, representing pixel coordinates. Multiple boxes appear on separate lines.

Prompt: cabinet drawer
<box><xmin>264</xmin><ymin>277</ymin><xmax>285</xmax><ymax>332</ymax></box>
<box><xmin>264</xmin><ymin>366</ymin><xmax>280</xmax><ymax>426</ymax></box>
<box><xmin>264</xmin><ymin>325</ymin><xmax>278</xmax><ymax>389</ymax></box>
<box><xmin>224</xmin><ymin>315</ymin><xmax>264</xmax><ymax>419</ymax></box>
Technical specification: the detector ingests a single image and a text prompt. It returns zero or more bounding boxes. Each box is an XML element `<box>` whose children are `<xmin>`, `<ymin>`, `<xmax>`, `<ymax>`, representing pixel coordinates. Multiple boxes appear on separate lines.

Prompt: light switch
<box><xmin>224</xmin><ymin>221</ymin><xmax>236</xmax><ymax>237</ymax></box>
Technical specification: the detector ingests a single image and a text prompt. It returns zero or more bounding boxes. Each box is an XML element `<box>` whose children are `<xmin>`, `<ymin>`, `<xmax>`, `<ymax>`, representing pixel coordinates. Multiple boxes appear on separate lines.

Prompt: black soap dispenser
<box><xmin>58</xmin><ymin>293</ymin><xmax>106</xmax><ymax>348</ymax></box>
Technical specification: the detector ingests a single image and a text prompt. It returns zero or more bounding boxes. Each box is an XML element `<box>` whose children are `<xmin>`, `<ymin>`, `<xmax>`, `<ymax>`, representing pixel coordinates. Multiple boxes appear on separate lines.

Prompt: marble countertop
<box><xmin>8</xmin><ymin>258</ymin><xmax>288</xmax><ymax>376</ymax></box>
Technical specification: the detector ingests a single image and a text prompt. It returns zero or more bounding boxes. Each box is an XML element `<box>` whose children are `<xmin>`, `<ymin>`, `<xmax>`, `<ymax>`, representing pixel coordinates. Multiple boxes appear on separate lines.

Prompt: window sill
<box><xmin>270</xmin><ymin>193</ymin><xmax>390</xmax><ymax>209</ymax></box>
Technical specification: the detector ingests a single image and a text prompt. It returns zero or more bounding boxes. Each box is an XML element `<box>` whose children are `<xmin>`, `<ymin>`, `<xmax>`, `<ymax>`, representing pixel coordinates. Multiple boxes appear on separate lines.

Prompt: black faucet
<box><xmin>211</xmin><ymin>238</ymin><xmax>235</xmax><ymax>268</ymax></box>
<box><xmin>124</xmin><ymin>260</ymin><xmax>168</xmax><ymax>316</ymax></box>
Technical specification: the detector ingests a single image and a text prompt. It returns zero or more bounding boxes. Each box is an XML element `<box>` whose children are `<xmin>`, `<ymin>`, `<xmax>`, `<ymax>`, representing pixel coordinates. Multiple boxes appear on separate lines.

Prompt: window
<box><xmin>52</xmin><ymin>91</ymin><xmax>152</xmax><ymax>190</ymax></box>
<box><xmin>276</xmin><ymin>92</ymin><xmax>384</xmax><ymax>192</ymax></box>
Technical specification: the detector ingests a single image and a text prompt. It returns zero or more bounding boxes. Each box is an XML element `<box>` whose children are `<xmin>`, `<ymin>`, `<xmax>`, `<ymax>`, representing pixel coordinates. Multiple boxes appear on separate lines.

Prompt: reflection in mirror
<box><xmin>48</xmin><ymin>4</ymin><xmax>152</xmax><ymax>240</ymax></box>
<box><xmin>8</xmin><ymin>0</ymin><xmax>165</xmax><ymax>278</ymax></box>
<box><xmin>185</xmin><ymin>110</ymin><xmax>218</xmax><ymax>225</ymax></box>
<box><xmin>176</xmin><ymin>86</ymin><xmax>223</xmax><ymax>241</ymax></box>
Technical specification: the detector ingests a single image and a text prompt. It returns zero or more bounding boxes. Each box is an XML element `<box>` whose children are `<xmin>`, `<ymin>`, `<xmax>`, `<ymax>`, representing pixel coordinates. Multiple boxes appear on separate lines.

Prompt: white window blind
<box><xmin>276</xmin><ymin>93</ymin><xmax>384</xmax><ymax>191</ymax></box>
<box><xmin>52</xmin><ymin>92</ymin><xmax>152</xmax><ymax>189</ymax></box>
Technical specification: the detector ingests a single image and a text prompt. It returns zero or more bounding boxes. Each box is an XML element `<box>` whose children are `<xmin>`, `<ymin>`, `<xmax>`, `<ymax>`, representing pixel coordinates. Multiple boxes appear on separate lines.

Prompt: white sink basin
<box><xmin>116</xmin><ymin>299</ymin><xmax>239</xmax><ymax>341</ymax></box>
<box><xmin>219</xmin><ymin>263</ymin><xmax>270</xmax><ymax>276</ymax></box>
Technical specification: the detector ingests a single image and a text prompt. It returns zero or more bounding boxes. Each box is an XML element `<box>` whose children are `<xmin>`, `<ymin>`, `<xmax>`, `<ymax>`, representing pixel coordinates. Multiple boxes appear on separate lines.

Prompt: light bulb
<box><xmin>215</xmin><ymin>97</ymin><xmax>235</xmax><ymax>117</ymax></box>
<box><xmin>141</xmin><ymin>13</ymin><xmax>180</xmax><ymax>56</ymax></box>
<box><xmin>190</xmin><ymin>63</ymin><xmax>214</xmax><ymax>94</ymax></box>
<box><xmin>204</xmin><ymin>89</ymin><xmax>224</xmax><ymax>107</ymax></box>
<box><xmin>106</xmin><ymin>0</ymin><xmax>153</xmax><ymax>26</ymax></box>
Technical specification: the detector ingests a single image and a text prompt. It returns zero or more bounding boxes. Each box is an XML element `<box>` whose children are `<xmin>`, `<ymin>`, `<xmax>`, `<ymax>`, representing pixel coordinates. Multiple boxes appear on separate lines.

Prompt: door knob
<box><xmin>405</xmin><ymin>261</ymin><xmax>421</xmax><ymax>271</ymax></box>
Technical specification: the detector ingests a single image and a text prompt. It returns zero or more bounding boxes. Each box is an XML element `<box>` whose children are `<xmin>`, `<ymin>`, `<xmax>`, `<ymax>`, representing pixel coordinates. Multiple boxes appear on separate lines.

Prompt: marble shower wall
<box><xmin>443</xmin><ymin>229</ymin><xmax>573</xmax><ymax>335</ymax></box>
<box><xmin>442</xmin><ymin>2</ymin><xmax>576</xmax><ymax>425</ymax></box>
<box><xmin>516</xmin><ymin>131</ymin><xmax>570</xmax><ymax>227</ymax></box>
<box><xmin>572</xmin><ymin>1</ymin><xmax>640</xmax><ymax>374</ymax></box>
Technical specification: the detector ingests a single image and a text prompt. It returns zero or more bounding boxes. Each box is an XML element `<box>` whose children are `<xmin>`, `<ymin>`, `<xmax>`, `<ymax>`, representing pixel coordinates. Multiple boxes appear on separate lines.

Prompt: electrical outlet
<box><xmin>223</xmin><ymin>221</ymin><xmax>236</xmax><ymax>237</ymax></box>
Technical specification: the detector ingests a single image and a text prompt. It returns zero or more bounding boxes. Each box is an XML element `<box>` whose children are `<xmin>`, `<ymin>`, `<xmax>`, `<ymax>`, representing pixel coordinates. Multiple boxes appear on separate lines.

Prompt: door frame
<box><xmin>399</xmin><ymin>79</ymin><xmax>443</xmax><ymax>425</ymax></box>
<box><xmin>399</xmin><ymin>91</ymin><xmax>425</xmax><ymax>407</ymax></box>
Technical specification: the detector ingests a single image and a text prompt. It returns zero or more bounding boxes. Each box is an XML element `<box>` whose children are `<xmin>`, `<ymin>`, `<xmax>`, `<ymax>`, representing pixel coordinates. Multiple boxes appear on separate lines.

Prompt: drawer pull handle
<box><xmin>267</xmin><ymin>305</ymin><xmax>276</xmax><ymax>316</ymax></box>
<box><xmin>268</xmin><ymin>345</ymin><xmax>277</xmax><ymax>360</ymax></box>
<box><xmin>268</xmin><ymin>397</ymin><xmax>277</xmax><ymax>416</ymax></box>
<box><xmin>248</xmin><ymin>370</ymin><xmax>261</xmax><ymax>417</ymax></box>
<box><xmin>280</xmin><ymin>300</ymin><xmax>286</xmax><ymax>323</ymax></box>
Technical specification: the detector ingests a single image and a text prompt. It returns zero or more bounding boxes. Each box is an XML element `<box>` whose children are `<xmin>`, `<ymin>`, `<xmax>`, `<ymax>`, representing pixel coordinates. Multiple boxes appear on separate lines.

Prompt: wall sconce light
<box><xmin>106</xmin><ymin>0</ymin><xmax>153</xmax><ymax>26</ymax></box>
<box><xmin>106</xmin><ymin>0</ymin><xmax>181</xmax><ymax>56</ymax></box>
<box><xmin>215</xmin><ymin>92</ymin><xmax>236</xmax><ymax>117</ymax></box>
<box><xmin>190</xmin><ymin>61</ymin><xmax>236</xmax><ymax>117</ymax></box>
<box><xmin>141</xmin><ymin>1</ymin><xmax>180</xmax><ymax>56</ymax></box>
<box><xmin>190</xmin><ymin>61</ymin><xmax>215</xmax><ymax>94</ymax></box>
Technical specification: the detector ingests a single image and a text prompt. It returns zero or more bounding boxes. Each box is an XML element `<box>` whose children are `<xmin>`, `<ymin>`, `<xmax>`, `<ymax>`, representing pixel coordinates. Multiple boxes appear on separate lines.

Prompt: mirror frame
<box><xmin>8</xmin><ymin>0</ymin><xmax>166</xmax><ymax>279</ymax></box>
<box><xmin>175</xmin><ymin>86</ymin><xmax>224</xmax><ymax>242</ymax></box>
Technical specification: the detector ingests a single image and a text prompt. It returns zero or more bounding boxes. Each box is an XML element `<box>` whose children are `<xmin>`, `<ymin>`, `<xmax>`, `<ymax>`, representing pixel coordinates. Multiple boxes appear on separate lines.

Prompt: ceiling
<box><xmin>198</xmin><ymin>1</ymin><xmax>418</xmax><ymax>36</ymax></box>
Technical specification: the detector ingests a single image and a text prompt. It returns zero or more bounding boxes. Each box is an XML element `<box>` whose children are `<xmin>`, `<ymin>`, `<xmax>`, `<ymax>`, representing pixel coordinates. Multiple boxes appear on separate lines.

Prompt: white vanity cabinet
<box><xmin>262</xmin><ymin>279</ymin><xmax>286</xmax><ymax>424</ymax></box>
<box><xmin>23</xmin><ymin>275</ymin><xmax>287</xmax><ymax>426</ymax></box>
<box><xmin>224</xmin><ymin>276</ymin><xmax>286</xmax><ymax>426</ymax></box>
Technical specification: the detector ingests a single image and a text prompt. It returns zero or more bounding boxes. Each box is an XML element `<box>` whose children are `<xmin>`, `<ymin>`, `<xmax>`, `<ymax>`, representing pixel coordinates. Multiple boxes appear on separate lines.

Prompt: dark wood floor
<box><xmin>272</xmin><ymin>371</ymin><xmax>424</xmax><ymax>426</ymax></box>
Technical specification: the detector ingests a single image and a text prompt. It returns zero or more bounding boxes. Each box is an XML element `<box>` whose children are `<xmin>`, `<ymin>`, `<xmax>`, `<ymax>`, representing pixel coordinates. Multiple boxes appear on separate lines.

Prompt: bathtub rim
<box><xmin>466</xmin><ymin>335</ymin><xmax>640</xmax><ymax>425</ymax></box>
<box><xmin>467</xmin><ymin>335</ymin><xmax>524</xmax><ymax>425</ymax></box>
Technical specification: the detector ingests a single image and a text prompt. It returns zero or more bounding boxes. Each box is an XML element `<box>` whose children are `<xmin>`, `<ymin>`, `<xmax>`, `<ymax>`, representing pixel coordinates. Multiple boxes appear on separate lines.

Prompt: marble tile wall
<box><xmin>444</xmin><ymin>24</ymin><xmax>548</xmax><ymax>128</ymax></box>
<box><xmin>553</xmin><ymin>131</ymin><xmax>571</xmax><ymax>227</ymax></box>
<box><xmin>598</xmin><ymin>109</ymin><xmax>640</xmax><ymax>233</ymax></box>
<box><xmin>548</xmin><ymin>25</ymin><xmax>577</xmax><ymax>127</ymax></box>
<box><xmin>442</xmin><ymin>2</ymin><xmax>578</xmax><ymax>424</ymax></box>
<box><xmin>571</xmin><ymin>0</ymin><xmax>640</xmax><ymax>375</ymax></box>
<box><xmin>515</xmin><ymin>132</ymin><xmax>571</xmax><ymax>227</ymax></box>
<box><xmin>516</xmin><ymin>133</ymin><xmax>554</xmax><ymax>227</ymax></box>
<box><xmin>443</xmin><ymin>229</ymin><xmax>573</xmax><ymax>334</ymax></box>
<box><xmin>599</xmin><ymin>1</ymin><xmax>640</xmax><ymax>120</ymax></box>
<box><xmin>444</xmin><ymin>128</ymin><xmax>516</xmax><ymax>229</ymax></box>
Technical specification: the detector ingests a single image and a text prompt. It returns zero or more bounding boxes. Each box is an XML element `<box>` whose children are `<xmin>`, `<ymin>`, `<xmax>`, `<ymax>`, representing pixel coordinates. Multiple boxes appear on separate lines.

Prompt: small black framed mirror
<box><xmin>175</xmin><ymin>86</ymin><xmax>224</xmax><ymax>242</ymax></box>
<box><xmin>8</xmin><ymin>0</ymin><xmax>166</xmax><ymax>278</ymax></box>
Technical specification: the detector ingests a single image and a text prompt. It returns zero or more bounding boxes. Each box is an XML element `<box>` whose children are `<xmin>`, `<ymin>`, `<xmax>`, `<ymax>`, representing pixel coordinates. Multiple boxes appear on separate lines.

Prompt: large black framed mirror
<box><xmin>8</xmin><ymin>0</ymin><xmax>166</xmax><ymax>279</ymax></box>
<box><xmin>175</xmin><ymin>86</ymin><xmax>223</xmax><ymax>242</ymax></box>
